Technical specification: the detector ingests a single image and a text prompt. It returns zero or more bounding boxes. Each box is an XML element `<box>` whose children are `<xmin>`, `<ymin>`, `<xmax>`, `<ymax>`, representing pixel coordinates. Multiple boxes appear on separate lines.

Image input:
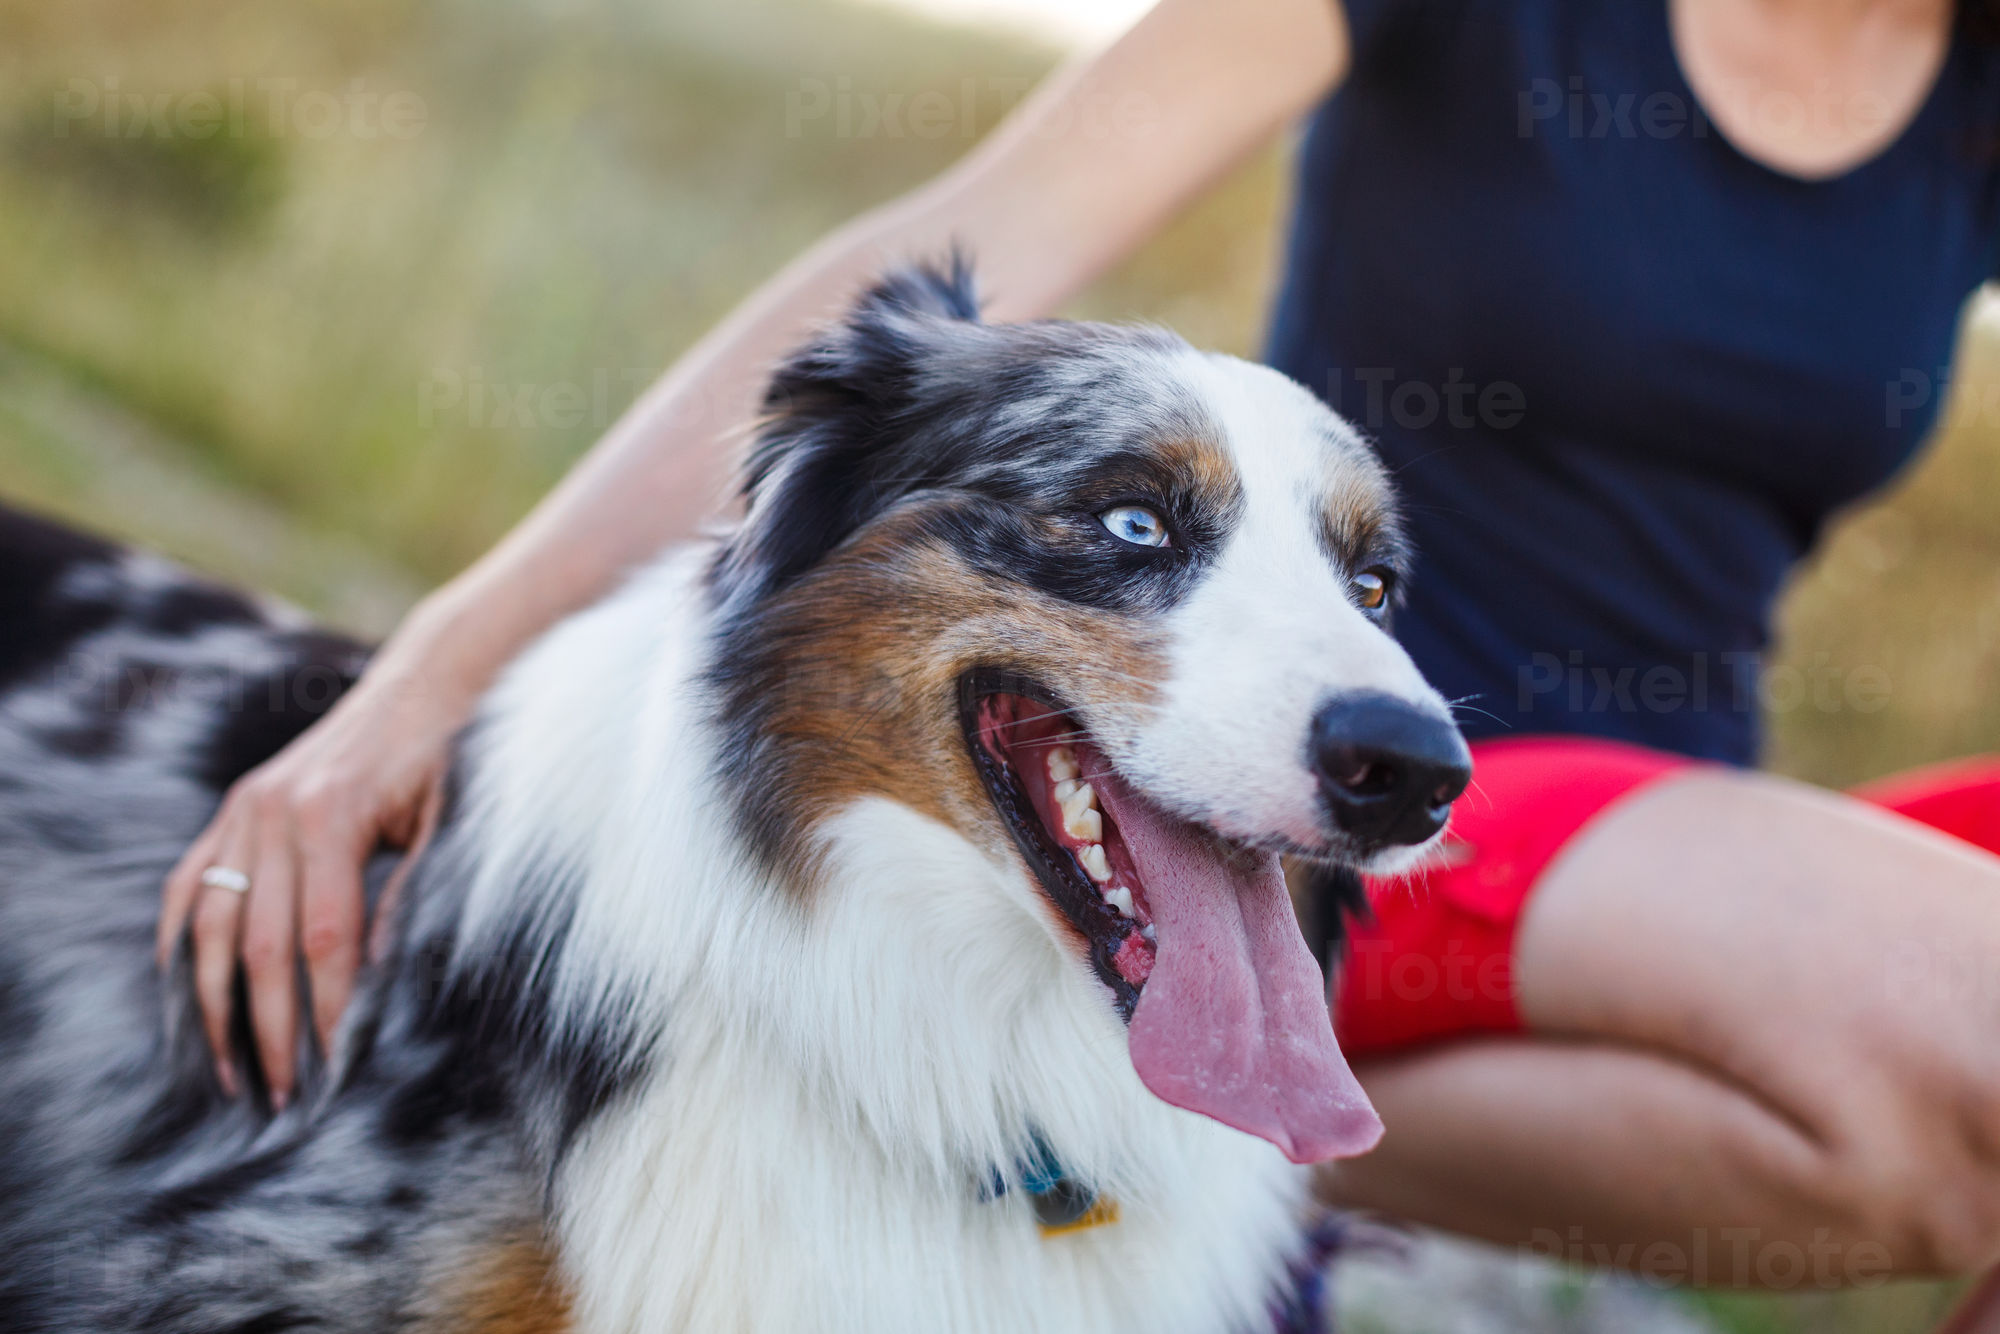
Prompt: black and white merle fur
<box><xmin>0</xmin><ymin>263</ymin><xmax>1457</xmax><ymax>1333</ymax></box>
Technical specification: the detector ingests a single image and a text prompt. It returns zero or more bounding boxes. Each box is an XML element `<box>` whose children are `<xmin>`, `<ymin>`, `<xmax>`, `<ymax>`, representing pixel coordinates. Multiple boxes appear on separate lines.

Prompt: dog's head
<box><xmin>706</xmin><ymin>260</ymin><xmax>1468</xmax><ymax>1163</ymax></box>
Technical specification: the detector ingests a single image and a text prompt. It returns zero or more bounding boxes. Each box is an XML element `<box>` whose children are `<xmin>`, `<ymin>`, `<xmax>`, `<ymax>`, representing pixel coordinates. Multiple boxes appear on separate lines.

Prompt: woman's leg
<box><xmin>1322</xmin><ymin>768</ymin><xmax>2000</xmax><ymax>1283</ymax></box>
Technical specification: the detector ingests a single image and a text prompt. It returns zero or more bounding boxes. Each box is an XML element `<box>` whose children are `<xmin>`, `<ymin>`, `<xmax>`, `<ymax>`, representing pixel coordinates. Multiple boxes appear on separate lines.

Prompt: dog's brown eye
<box><xmin>1353</xmin><ymin>570</ymin><xmax>1389</xmax><ymax>610</ymax></box>
<box><xmin>1098</xmin><ymin>505</ymin><xmax>1169</xmax><ymax>548</ymax></box>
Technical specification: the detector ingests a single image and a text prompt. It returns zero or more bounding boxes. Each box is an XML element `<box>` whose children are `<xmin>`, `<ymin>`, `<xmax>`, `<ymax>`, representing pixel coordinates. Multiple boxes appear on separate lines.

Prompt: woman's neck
<box><xmin>1670</xmin><ymin>0</ymin><xmax>1954</xmax><ymax>179</ymax></box>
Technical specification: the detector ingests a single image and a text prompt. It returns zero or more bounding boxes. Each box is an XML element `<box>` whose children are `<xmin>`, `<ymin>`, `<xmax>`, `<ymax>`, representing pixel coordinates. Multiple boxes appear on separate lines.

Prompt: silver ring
<box><xmin>199</xmin><ymin>865</ymin><xmax>251</xmax><ymax>896</ymax></box>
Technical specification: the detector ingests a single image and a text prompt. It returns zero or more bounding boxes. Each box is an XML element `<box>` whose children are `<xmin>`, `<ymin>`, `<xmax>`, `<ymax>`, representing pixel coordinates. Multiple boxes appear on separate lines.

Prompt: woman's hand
<box><xmin>157</xmin><ymin>625</ymin><xmax>478</xmax><ymax>1108</ymax></box>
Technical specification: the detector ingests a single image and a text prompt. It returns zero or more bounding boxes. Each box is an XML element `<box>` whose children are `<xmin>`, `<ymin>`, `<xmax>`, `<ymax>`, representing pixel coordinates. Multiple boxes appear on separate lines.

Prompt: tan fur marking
<box><xmin>424</xmin><ymin>1235</ymin><xmax>574</xmax><ymax>1334</ymax></box>
<box><xmin>1157</xmin><ymin>435</ymin><xmax>1238</xmax><ymax>500</ymax></box>
<box><xmin>736</xmin><ymin>503</ymin><xmax>1169</xmax><ymax>900</ymax></box>
<box><xmin>1319</xmin><ymin>454</ymin><xmax>1401</xmax><ymax>568</ymax></box>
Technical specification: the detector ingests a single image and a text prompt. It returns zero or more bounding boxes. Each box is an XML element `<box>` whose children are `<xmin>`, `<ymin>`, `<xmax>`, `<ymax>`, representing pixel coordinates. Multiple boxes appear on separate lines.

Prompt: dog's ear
<box><xmin>708</xmin><ymin>254</ymin><xmax>981</xmax><ymax>611</ymax></box>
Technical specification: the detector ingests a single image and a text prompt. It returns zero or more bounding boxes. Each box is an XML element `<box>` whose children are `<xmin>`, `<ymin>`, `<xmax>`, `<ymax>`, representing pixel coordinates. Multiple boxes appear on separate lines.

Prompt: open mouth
<box><xmin>958</xmin><ymin>668</ymin><xmax>1383</xmax><ymax>1164</ymax></box>
<box><xmin>961</xmin><ymin>673</ymin><xmax>1158</xmax><ymax>1017</ymax></box>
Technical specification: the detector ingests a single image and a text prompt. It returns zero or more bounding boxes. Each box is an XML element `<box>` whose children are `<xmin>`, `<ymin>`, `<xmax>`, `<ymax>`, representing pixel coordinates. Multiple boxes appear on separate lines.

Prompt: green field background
<box><xmin>2</xmin><ymin>2</ymin><xmax>1996</xmax><ymax>1328</ymax></box>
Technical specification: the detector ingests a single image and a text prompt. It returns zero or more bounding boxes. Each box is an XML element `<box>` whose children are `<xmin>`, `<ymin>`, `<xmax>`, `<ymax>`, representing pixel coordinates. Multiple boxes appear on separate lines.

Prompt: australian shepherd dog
<box><xmin>0</xmin><ymin>261</ymin><xmax>1469</xmax><ymax>1333</ymax></box>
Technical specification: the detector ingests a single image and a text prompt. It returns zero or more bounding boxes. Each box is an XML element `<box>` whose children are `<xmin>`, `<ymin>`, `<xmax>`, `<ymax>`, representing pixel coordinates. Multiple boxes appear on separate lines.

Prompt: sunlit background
<box><xmin>864</xmin><ymin>0</ymin><xmax>1151</xmax><ymax>45</ymax></box>
<box><xmin>2</xmin><ymin>1</ymin><xmax>1997</xmax><ymax>1327</ymax></box>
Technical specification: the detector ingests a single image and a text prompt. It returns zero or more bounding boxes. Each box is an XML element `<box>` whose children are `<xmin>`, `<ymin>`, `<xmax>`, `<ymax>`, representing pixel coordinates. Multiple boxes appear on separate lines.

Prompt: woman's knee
<box><xmin>1512</xmin><ymin>766</ymin><xmax>2000</xmax><ymax>1268</ymax></box>
<box><xmin>1826</xmin><ymin>1114</ymin><xmax>2000</xmax><ymax>1274</ymax></box>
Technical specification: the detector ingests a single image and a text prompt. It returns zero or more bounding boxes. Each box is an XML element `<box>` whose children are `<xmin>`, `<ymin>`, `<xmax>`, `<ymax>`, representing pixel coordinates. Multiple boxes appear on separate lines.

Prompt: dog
<box><xmin>0</xmin><ymin>260</ymin><xmax>1470</xmax><ymax>1333</ymax></box>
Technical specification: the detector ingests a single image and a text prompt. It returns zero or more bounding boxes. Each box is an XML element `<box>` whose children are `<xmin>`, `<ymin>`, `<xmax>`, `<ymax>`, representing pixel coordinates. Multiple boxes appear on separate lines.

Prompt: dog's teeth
<box><xmin>1056</xmin><ymin>788</ymin><xmax>1104</xmax><ymax>840</ymax></box>
<box><xmin>1047</xmin><ymin>747</ymin><xmax>1079</xmax><ymax>781</ymax></box>
<box><xmin>1078</xmin><ymin>843</ymin><xmax>1111</xmax><ymax>883</ymax></box>
<box><xmin>1141</xmin><ymin>923</ymin><xmax>1157</xmax><ymax>944</ymax></box>
<box><xmin>1105</xmin><ymin>885</ymin><xmax>1134</xmax><ymax>919</ymax></box>
<box><xmin>1052</xmin><ymin>778</ymin><xmax>1079</xmax><ymax>804</ymax></box>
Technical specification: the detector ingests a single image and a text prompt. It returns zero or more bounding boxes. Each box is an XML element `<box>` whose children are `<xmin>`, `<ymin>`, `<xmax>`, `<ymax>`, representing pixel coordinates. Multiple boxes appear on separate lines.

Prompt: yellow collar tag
<box><xmin>1038</xmin><ymin>1195</ymin><xmax>1119</xmax><ymax>1237</ymax></box>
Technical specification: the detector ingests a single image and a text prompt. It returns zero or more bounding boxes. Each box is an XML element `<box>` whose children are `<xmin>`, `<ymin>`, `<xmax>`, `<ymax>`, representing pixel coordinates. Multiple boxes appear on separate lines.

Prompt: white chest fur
<box><xmin>552</xmin><ymin>1003</ymin><xmax>1310</xmax><ymax>1334</ymax></box>
<box><xmin>466</xmin><ymin>557</ymin><xmax>1317</xmax><ymax>1333</ymax></box>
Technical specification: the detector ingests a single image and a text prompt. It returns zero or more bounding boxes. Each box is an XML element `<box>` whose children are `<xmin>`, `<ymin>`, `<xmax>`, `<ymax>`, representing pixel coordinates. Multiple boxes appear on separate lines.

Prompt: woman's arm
<box><xmin>159</xmin><ymin>0</ymin><xmax>1354</xmax><ymax>1107</ymax></box>
<box><xmin>405</xmin><ymin>0</ymin><xmax>1351</xmax><ymax>706</ymax></box>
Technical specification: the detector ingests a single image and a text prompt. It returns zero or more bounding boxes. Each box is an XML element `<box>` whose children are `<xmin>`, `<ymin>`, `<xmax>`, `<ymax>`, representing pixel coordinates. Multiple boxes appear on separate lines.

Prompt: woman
<box><xmin>159</xmin><ymin>0</ymin><xmax>2000</xmax><ymax>1287</ymax></box>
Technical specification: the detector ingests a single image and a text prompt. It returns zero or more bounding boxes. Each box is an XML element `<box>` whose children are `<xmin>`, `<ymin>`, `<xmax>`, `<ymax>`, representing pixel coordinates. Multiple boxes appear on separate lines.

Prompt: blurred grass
<box><xmin>1691</xmin><ymin>1282</ymin><xmax>1965</xmax><ymax>1334</ymax></box>
<box><xmin>1765</xmin><ymin>292</ymin><xmax>2000</xmax><ymax>787</ymax></box>
<box><xmin>0</xmin><ymin>1</ymin><xmax>1997</xmax><ymax>1328</ymax></box>
<box><xmin>0</xmin><ymin>0</ymin><xmax>1278</xmax><ymax>614</ymax></box>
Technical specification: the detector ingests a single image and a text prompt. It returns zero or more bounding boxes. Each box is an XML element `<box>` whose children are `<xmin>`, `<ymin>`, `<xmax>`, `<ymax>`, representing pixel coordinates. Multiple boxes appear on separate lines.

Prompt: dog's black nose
<box><xmin>1311</xmin><ymin>693</ymin><xmax>1472</xmax><ymax>848</ymax></box>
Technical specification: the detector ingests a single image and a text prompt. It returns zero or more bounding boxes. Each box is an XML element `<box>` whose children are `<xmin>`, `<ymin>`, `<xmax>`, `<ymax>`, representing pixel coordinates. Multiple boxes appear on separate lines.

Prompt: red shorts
<box><xmin>1331</xmin><ymin>736</ymin><xmax>2000</xmax><ymax>1058</ymax></box>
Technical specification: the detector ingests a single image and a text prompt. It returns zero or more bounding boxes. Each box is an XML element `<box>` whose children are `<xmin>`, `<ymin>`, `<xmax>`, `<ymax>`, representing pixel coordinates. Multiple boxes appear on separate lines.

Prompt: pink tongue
<box><xmin>1092</xmin><ymin>773</ymin><xmax>1382</xmax><ymax>1164</ymax></box>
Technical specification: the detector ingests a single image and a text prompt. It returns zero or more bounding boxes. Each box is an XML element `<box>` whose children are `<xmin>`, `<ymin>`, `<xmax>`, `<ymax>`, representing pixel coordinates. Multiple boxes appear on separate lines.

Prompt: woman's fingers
<box><xmin>368</xmin><ymin>778</ymin><xmax>443</xmax><ymax>966</ymax></box>
<box><xmin>167</xmin><ymin>777</ymin><xmax>378</xmax><ymax>1107</ymax></box>
<box><xmin>190</xmin><ymin>819</ymin><xmax>255</xmax><ymax>1097</ymax></box>
<box><xmin>297</xmin><ymin>800</ymin><xmax>366</xmax><ymax>1058</ymax></box>
<box><xmin>241</xmin><ymin>806</ymin><xmax>301</xmax><ymax>1110</ymax></box>
<box><xmin>158</xmin><ymin>822</ymin><xmax>224</xmax><ymax>966</ymax></box>
<box><xmin>159</xmin><ymin>650</ymin><xmax>470</xmax><ymax>1106</ymax></box>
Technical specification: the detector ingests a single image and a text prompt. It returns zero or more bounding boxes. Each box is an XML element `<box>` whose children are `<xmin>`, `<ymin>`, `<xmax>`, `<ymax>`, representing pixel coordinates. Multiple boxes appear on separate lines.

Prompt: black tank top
<box><xmin>1266</xmin><ymin>0</ymin><xmax>2000</xmax><ymax>762</ymax></box>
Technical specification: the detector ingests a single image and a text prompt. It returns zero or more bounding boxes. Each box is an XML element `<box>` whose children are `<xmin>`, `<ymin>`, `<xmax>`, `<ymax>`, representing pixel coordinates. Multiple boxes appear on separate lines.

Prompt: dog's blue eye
<box><xmin>1098</xmin><ymin>505</ymin><xmax>1169</xmax><ymax>548</ymax></box>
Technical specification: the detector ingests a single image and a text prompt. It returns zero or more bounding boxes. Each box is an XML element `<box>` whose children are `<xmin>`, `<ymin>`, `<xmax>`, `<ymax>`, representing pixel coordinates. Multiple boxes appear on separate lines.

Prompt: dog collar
<box><xmin>983</xmin><ymin>1146</ymin><xmax>1344</xmax><ymax>1330</ymax></box>
<box><xmin>984</xmin><ymin>1133</ymin><xmax>1119</xmax><ymax>1236</ymax></box>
